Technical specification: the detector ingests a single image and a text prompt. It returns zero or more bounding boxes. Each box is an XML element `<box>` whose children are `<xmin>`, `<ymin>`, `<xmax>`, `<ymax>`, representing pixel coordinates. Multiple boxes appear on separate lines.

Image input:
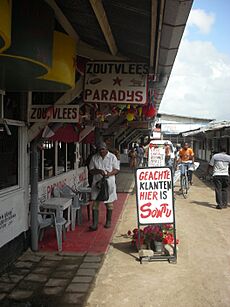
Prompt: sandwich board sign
<box><xmin>148</xmin><ymin>143</ymin><xmax>165</xmax><ymax>167</ymax></box>
<box><xmin>135</xmin><ymin>166</ymin><xmax>177</xmax><ymax>263</ymax></box>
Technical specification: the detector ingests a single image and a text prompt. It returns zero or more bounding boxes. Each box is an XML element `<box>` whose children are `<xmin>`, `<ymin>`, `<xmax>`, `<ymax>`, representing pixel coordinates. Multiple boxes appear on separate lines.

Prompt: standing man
<box><xmin>178</xmin><ymin>142</ymin><xmax>195</xmax><ymax>184</ymax></box>
<box><xmin>164</xmin><ymin>142</ymin><xmax>172</xmax><ymax>167</ymax></box>
<box><xmin>207</xmin><ymin>147</ymin><xmax>230</xmax><ymax>209</ymax></box>
<box><xmin>89</xmin><ymin>142</ymin><xmax>120</xmax><ymax>230</ymax></box>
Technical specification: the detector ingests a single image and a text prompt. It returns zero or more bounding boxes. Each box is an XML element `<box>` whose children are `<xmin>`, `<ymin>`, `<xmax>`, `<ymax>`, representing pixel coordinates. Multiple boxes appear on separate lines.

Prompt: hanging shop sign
<box><xmin>135</xmin><ymin>167</ymin><xmax>174</xmax><ymax>225</ymax></box>
<box><xmin>29</xmin><ymin>105</ymin><xmax>79</xmax><ymax>123</ymax></box>
<box><xmin>84</xmin><ymin>62</ymin><xmax>148</xmax><ymax>104</ymax></box>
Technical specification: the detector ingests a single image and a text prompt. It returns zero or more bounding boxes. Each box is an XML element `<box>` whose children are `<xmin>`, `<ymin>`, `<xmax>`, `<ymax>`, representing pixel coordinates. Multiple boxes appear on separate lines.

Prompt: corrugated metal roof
<box><xmin>182</xmin><ymin>120</ymin><xmax>230</xmax><ymax>137</ymax></box>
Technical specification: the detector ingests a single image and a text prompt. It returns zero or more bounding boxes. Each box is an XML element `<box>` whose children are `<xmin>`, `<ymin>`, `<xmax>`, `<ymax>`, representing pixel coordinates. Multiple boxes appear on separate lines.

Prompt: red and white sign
<box><xmin>29</xmin><ymin>105</ymin><xmax>79</xmax><ymax>123</ymax></box>
<box><xmin>135</xmin><ymin>167</ymin><xmax>174</xmax><ymax>224</ymax></box>
<box><xmin>83</xmin><ymin>62</ymin><xmax>148</xmax><ymax>104</ymax></box>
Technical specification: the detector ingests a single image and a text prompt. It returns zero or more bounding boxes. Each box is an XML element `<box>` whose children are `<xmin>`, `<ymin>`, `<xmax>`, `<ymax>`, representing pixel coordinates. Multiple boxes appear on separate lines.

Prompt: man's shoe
<box><xmin>223</xmin><ymin>204</ymin><xmax>228</xmax><ymax>208</ymax></box>
<box><xmin>216</xmin><ymin>205</ymin><xmax>222</xmax><ymax>210</ymax></box>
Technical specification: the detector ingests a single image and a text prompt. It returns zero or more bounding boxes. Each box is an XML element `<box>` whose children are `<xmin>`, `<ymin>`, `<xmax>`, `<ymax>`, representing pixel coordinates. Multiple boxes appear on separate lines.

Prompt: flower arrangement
<box><xmin>127</xmin><ymin>224</ymin><xmax>179</xmax><ymax>249</ymax></box>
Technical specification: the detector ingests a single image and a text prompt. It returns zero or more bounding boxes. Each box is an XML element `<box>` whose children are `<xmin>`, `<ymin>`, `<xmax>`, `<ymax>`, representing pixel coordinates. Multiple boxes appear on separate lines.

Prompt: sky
<box><xmin>159</xmin><ymin>0</ymin><xmax>230</xmax><ymax>121</ymax></box>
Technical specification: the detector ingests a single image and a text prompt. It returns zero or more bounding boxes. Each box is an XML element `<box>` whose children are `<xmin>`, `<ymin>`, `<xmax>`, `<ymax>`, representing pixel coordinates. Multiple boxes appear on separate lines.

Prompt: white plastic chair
<box><xmin>37</xmin><ymin>211</ymin><xmax>66</xmax><ymax>252</ymax></box>
<box><xmin>75</xmin><ymin>186</ymin><xmax>91</xmax><ymax>223</ymax></box>
<box><xmin>60</xmin><ymin>184</ymin><xmax>82</xmax><ymax>230</ymax></box>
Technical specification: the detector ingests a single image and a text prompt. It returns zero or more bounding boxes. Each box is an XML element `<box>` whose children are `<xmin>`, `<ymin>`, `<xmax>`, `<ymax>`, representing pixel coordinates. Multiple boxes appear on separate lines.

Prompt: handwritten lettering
<box><xmin>139</xmin><ymin>170</ymin><xmax>170</xmax><ymax>181</ymax></box>
<box><xmin>139</xmin><ymin>181</ymin><xmax>171</xmax><ymax>190</ymax></box>
<box><xmin>140</xmin><ymin>203</ymin><xmax>172</xmax><ymax>219</ymax></box>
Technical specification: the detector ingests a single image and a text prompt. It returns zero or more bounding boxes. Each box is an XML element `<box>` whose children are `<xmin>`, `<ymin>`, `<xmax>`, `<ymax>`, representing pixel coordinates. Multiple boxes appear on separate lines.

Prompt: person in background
<box><xmin>178</xmin><ymin>142</ymin><xmax>195</xmax><ymax>184</ymax></box>
<box><xmin>207</xmin><ymin>146</ymin><xmax>230</xmax><ymax>209</ymax></box>
<box><xmin>164</xmin><ymin>142</ymin><xmax>172</xmax><ymax>167</ymax></box>
<box><xmin>136</xmin><ymin>144</ymin><xmax>144</xmax><ymax>167</ymax></box>
<box><xmin>128</xmin><ymin>147</ymin><xmax>137</xmax><ymax>169</ymax></box>
<box><xmin>174</xmin><ymin>143</ymin><xmax>181</xmax><ymax>169</ymax></box>
<box><xmin>89</xmin><ymin>142</ymin><xmax>120</xmax><ymax>230</ymax></box>
<box><xmin>143</xmin><ymin>143</ymin><xmax>149</xmax><ymax>166</ymax></box>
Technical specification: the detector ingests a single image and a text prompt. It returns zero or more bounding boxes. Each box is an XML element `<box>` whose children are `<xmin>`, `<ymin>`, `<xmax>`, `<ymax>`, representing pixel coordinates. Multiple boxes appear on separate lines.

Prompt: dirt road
<box><xmin>86</xmin><ymin>176</ymin><xmax>230</xmax><ymax>307</ymax></box>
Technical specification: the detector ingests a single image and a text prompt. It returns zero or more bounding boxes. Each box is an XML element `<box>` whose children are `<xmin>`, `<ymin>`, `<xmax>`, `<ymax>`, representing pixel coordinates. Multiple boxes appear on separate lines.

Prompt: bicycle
<box><xmin>178</xmin><ymin>161</ymin><xmax>193</xmax><ymax>198</ymax></box>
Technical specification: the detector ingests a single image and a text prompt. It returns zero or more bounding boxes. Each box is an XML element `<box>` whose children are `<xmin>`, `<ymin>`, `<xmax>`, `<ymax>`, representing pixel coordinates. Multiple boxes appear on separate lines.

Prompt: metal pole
<box><xmin>30</xmin><ymin>140</ymin><xmax>39</xmax><ymax>251</ymax></box>
<box><xmin>0</xmin><ymin>91</ymin><xmax>5</xmax><ymax>119</ymax></box>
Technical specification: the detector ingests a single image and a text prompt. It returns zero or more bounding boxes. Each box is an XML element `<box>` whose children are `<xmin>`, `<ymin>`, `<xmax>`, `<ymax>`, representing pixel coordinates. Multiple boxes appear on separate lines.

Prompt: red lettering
<box><xmin>139</xmin><ymin>171</ymin><xmax>145</xmax><ymax>180</ymax></box>
<box><xmin>140</xmin><ymin>203</ymin><xmax>151</xmax><ymax>218</ymax></box>
<box><xmin>139</xmin><ymin>170</ymin><xmax>171</xmax><ymax>181</ymax></box>
<box><xmin>140</xmin><ymin>202</ymin><xmax>172</xmax><ymax>219</ymax></box>
<box><xmin>148</xmin><ymin>171</ymin><xmax>154</xmax><ymax>180</ymax></box>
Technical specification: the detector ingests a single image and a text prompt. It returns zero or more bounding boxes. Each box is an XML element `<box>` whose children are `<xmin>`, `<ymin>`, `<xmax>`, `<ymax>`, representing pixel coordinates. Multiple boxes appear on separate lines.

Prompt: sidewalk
<box><xmin>0</xmin><ymin>166</ymin><xmax>134</xmax><ymax>307</ymax></box>
<box><xmin>86</xmin><ymin>168</ymin><xmax>230</xmax><ymax>307</ymax></box>
<box><xmin>1</xmin><ymin>164</ymin><xmax>230</xmax><ymax>306</ymax></box>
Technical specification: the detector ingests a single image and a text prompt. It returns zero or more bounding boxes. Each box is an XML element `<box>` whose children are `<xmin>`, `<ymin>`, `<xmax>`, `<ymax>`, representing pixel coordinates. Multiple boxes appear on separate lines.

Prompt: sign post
<box><xmin>135</xmin><ymin>166</ymin><xmax>177</xmax><ymax>263</ymax></box>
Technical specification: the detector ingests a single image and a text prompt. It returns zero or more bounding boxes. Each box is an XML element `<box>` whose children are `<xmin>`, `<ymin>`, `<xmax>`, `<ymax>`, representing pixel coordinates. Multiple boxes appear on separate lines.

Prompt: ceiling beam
<box><xmin>45</xmin><ymin>0</ymin><xmax>125</xmax><ymax>61</ymax></box>
<box><xmin>149</xmin><ymin>0</ymin><xmax>158</xmax><ymax>68</ymax></box>
<box><xmin>78</xmin><ymin>41</ymin><xmax>126</xmax><ymax>61</ymax></box>
<box><xmin>90</xmin><ymin>0</ymin><xmax>118</xmax><ymax>56</ymax></box>
<box><xmin>44</xmin><ymin>0</ymin><xmax>79</xmax><ymax>42</ymax></box>
<box><xmin>153</xmin><ymin>0</ymin><xmax>165</xmax><ymax>77</ymax></box>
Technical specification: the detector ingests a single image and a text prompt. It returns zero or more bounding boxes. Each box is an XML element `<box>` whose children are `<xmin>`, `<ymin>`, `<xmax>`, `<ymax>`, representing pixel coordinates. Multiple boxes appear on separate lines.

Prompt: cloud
<box><xmin>187</xmin><ymin>9</ymin><xmax>215</xmax><ymax>34</ymax></box>
<box><xmin>159</xmin><ymin>39</ymin><xmax>230</xmax><ymax>121</ymax></box>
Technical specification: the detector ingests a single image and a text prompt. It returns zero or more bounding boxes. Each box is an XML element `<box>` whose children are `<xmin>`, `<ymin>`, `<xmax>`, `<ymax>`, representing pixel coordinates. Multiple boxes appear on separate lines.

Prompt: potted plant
<box><xmin>127</xmin><ymin>224</ymin><xmax>179</xmax><ymax>253</ymax></box>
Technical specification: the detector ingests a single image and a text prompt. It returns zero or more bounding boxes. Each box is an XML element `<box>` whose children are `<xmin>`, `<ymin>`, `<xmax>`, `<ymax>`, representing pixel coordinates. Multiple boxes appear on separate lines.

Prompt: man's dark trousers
<box><xmin>213</xmin><ymin>176</ymin><xmax>229</xmax><ymax>208</ymax></box>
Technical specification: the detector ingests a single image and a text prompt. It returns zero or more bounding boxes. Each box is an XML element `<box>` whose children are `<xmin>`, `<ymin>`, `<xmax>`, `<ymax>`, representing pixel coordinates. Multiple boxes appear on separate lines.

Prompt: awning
<box><xmin>42</xmin><ymin>123</ymin><xmax>81</xmax><ymax>143</ymax></box>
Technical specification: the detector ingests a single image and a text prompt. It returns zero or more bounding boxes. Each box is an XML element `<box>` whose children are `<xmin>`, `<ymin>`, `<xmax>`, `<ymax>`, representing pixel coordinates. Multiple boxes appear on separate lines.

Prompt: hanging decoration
<box><xmin>0</xmin><ymin>0</ymin><xmax>54</xmax><ymax>90</ymax></box>
<box><xmin>126</xmin><ymin>112</ymin><xmax>135</xmax><ymax>122</ymax></box>
<box><xmin>126</xmin><ymin>108</ymin><xmax>136</xmax><ymax>122</ymax></box>
<box><xmin>0</xmin><ymin>0</ymin><xmax>76</xmax><ymax>92</ymax></box>
<box><xmin>38</xmin><ymin>31</ymin><xmax>76</xmax><ymax>91</ymax></box>
<box><xmin>145</xmin><ymin>104</ymin><xmax>156</xmax><ymax>118</ymax></box>
<box><xmin>141</xmin><ymin>88</ymin><xmax>157</xmax><ymax>119</ymax></box>
<box><xmin>0</xmin><ymin>0</ymin><xmax>12</xmax><ymax>53</ymax></box>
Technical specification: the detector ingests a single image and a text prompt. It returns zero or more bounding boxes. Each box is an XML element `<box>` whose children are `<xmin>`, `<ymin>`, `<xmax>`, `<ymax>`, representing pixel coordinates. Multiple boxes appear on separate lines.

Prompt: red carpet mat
<box><xmin>39</xmin><ymin>193</ymin><xmax>128</xmax><ymax>254</ymax></box>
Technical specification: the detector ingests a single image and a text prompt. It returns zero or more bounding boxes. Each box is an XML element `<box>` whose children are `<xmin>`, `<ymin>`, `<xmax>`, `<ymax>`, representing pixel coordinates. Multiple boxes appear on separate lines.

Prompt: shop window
<box><xmin>38</xmin><ymin>141</ymin><xmax>76</xmax><ymax>181</ymax></box>
<box><xmin>0</xmin><ymin>126</ymin><xmax>18</xmax><ymax>189</ymax></box>
<box><xmin>67</xmin><ymin>143</ymin><xmax>75</xmax><ymax>170</ymax></box>
<box><xmin>43</xmin><ymin>141</ymin><xmax>55</xmax><ymax>179</ymax></box>
<box><xmin>58</xmin><ymin>142</ymin><xmax>66</xmax><ymax>175</ymax></box>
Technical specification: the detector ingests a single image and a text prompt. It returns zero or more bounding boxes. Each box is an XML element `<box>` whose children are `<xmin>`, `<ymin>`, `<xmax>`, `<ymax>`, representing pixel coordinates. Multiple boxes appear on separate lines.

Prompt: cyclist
<box><xmin>178</xmin><ymin>142</ymin><xmax>195</xmax><ymax>184</ymax></box>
